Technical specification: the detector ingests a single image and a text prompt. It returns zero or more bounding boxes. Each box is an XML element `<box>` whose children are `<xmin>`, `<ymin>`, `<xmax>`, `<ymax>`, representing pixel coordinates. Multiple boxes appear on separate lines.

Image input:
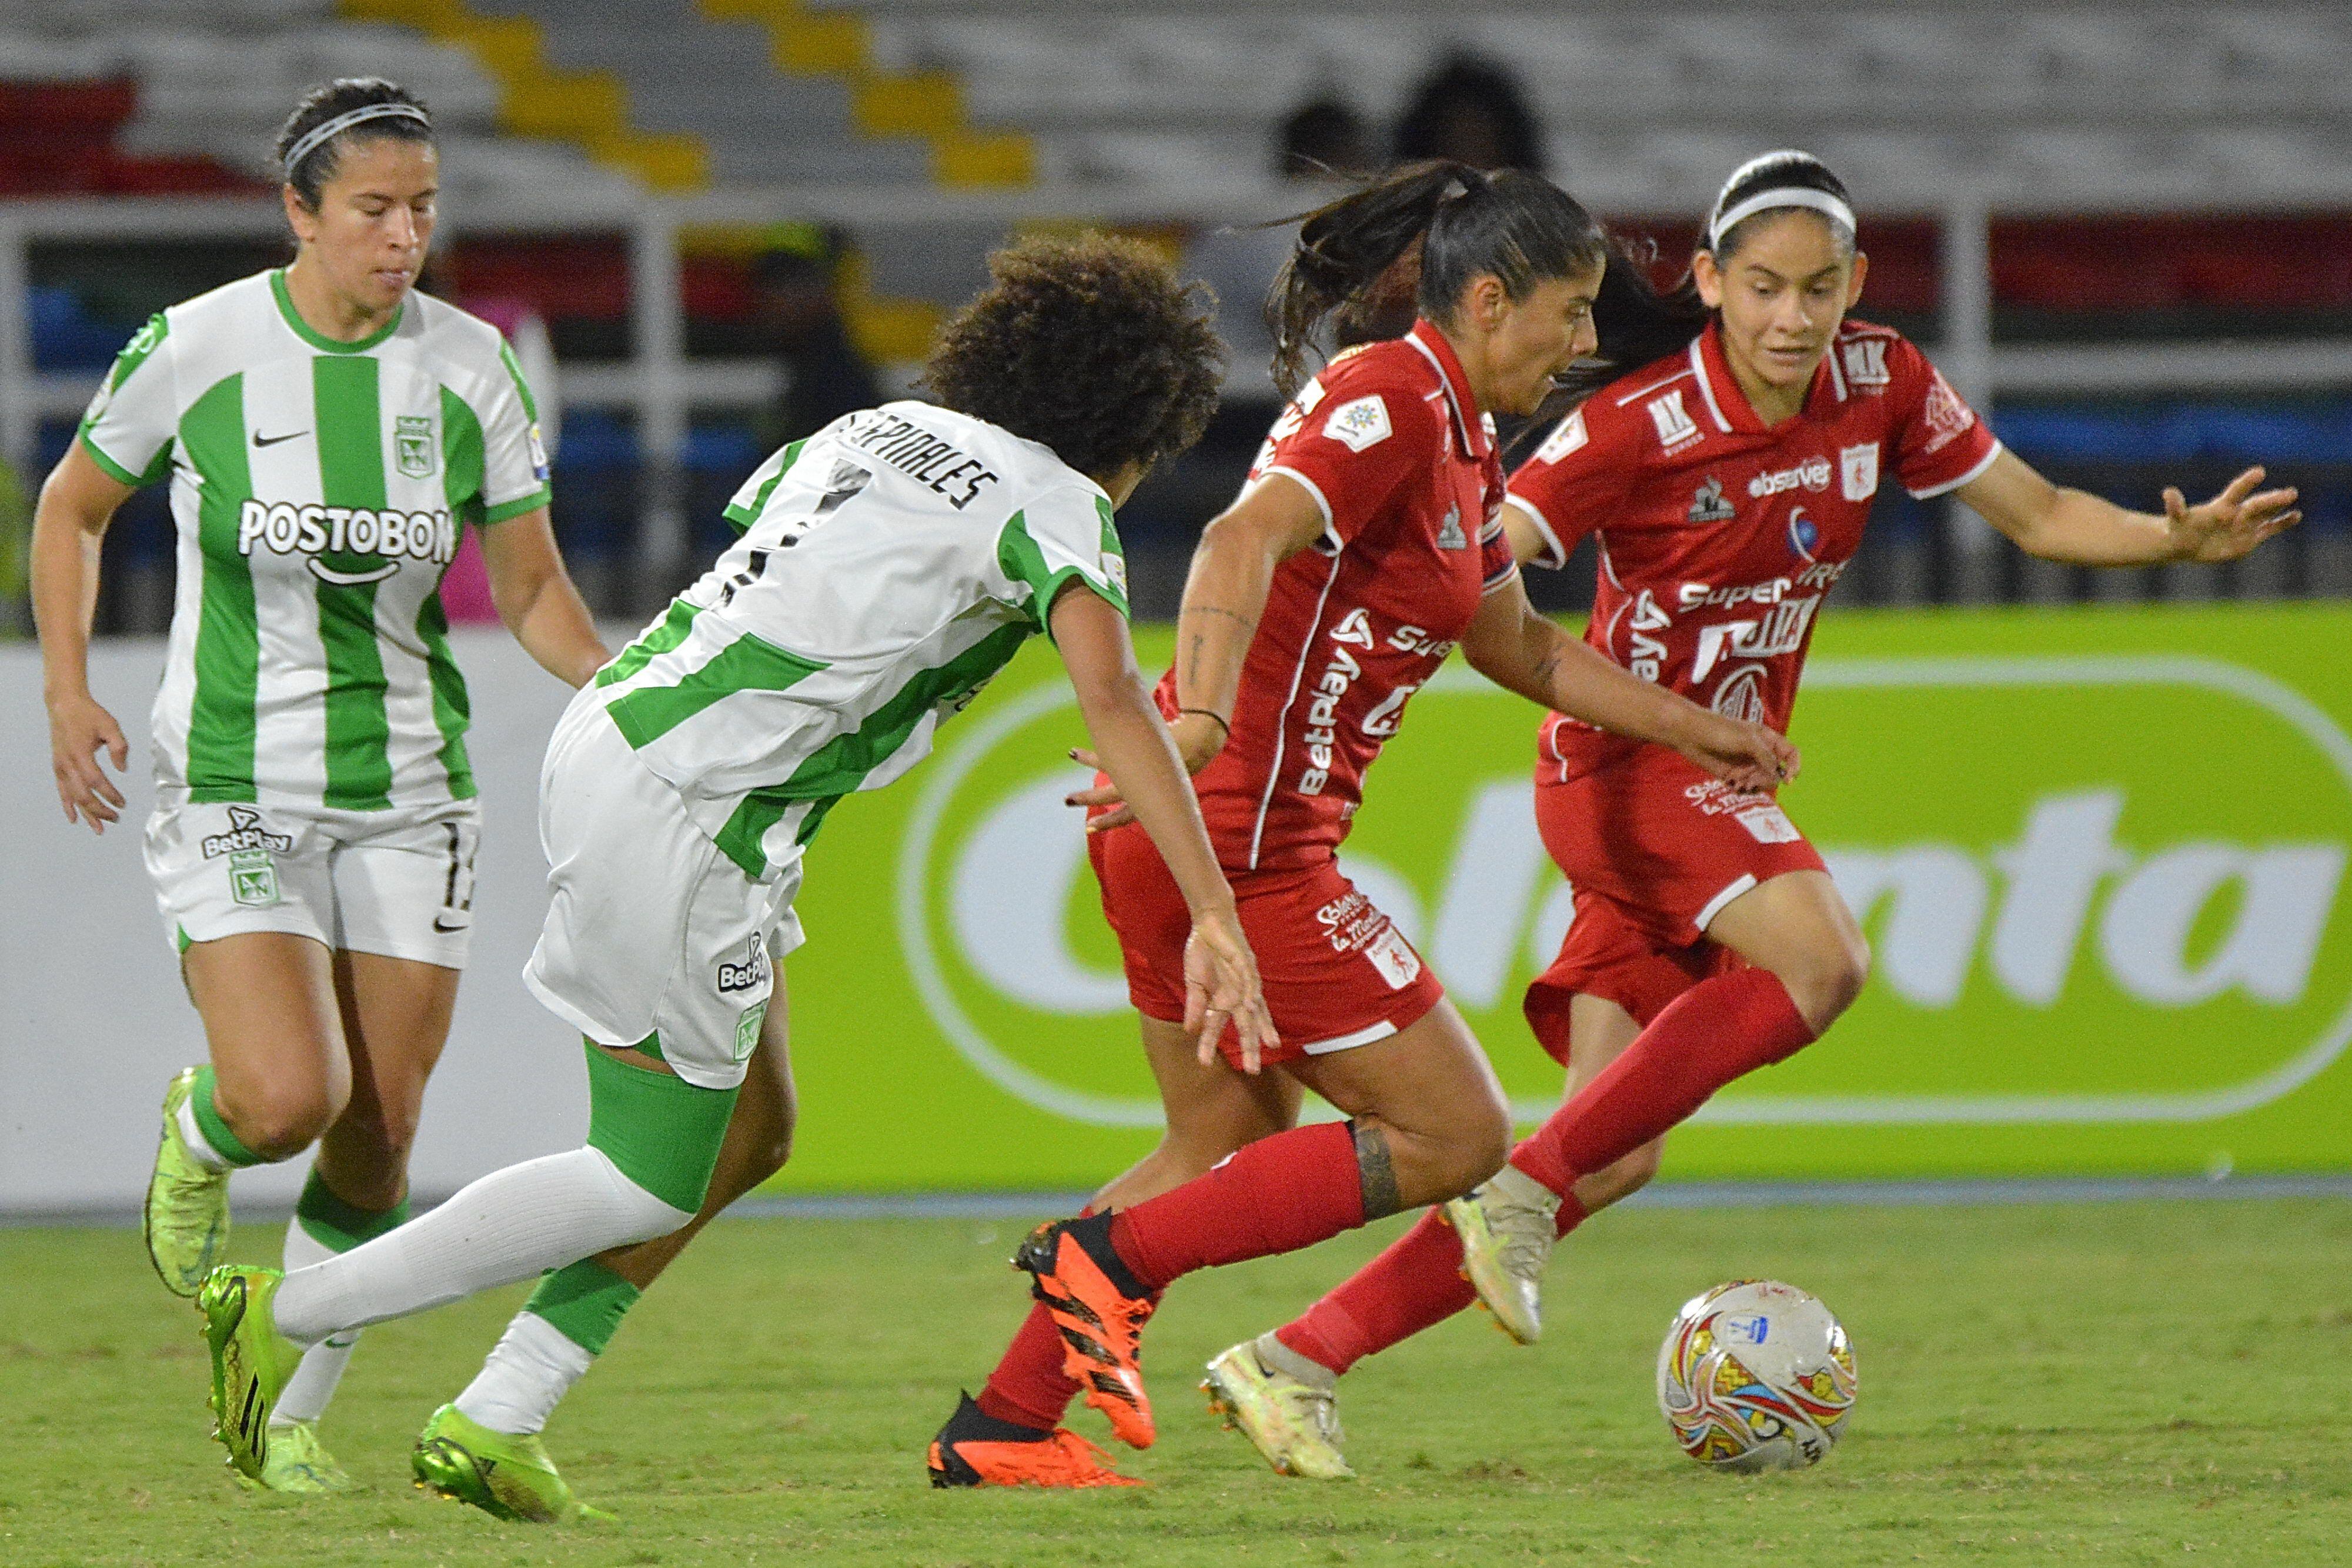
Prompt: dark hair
<box><xmin>1392</xmin><ymin>54</ymin><xmax>1548</xmax><ymax>175</ymax></box>
<box><xmin>923</xmin><ymin>233</ymin><xmax>1224</xmax><ymax>482</ymax></box>
<box><xmin>275</xmin><ymin>78</ymin><xmax>435</xmax><ymax>210</ymax></box>
<box><xmin>1706</xmin><ymin>149</ymin><xmax>1856</xmax><ymax>262</ymax></box>
<box><xmin>1538</xmin><ymin>152</ymin><xmax>1860</xmax><ymax>410</ymax></box>
<box><xmin>1265</xmin><ymin>161</ymin><xmax>1606</xmax><ymax>396</ymax></box>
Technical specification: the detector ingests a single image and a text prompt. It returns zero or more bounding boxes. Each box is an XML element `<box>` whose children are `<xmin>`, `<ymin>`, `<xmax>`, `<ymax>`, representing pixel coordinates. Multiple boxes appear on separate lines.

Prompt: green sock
<box><xmin>294</xmin><ymin>1167</ymin><xmax>410</xmax><ymax>1253</ymax></box>
<box><xmin>582</xmin><ymin>1039</ymin><xmax>739</xmax><ymax>1213</ymax></box>
<box><xmin>524</xmin><ymin>1259</ymin><xmax>643</xmax><ymax>1356</ymax></box>
<box><xmin>189</xmin><ymin>1065</ymin><xmax>268</xmax><ymax>1169</ymax></box>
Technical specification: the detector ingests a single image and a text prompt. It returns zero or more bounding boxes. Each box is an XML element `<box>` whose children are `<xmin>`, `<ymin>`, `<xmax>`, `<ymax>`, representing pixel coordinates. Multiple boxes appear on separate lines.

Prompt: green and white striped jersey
<box><xmin>79</xmin><ymin>269</ymin><xmax>551</xmax><ymax>810</ymax></box>
<box><xmin>593</xmin><ymin>401</ymin><xmax>1128</xmax><ymax>879</ymax></box>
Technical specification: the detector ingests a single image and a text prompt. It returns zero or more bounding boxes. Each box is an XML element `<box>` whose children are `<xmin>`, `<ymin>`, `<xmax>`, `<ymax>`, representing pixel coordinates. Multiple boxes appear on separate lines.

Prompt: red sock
<box><xmin>1108</xmin><ymin>1121</ymin><xmax>1364</xmax><ymax>1291</ymax></box>
<box><xmin>1276</xmin><ymin>1208</ymin><xmax>1469</xmax><ymax>1375</ymax></box>
<box><xmin>1511</xmin><ymin>968</ymin><xmax>1815</xmax><ymax>1193</ymax></box>
<box><xmin>975</xmin><ymin>1299</ymin><xmax>1078</xmax><ymax>1431</ymax></box>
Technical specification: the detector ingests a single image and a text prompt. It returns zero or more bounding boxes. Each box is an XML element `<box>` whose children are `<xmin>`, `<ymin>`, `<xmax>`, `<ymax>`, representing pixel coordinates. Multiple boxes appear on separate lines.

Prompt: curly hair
<box><xmin>922</xmin><ymin>233</ymin><xmax>1224</xmax><ymax>483</ymax></box>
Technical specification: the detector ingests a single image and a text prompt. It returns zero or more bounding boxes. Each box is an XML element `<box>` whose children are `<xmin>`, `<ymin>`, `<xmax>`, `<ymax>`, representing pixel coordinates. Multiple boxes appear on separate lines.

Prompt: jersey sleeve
<box><xmin>1255</xmin><ymin>372</ymin><xmax>1442</xmax><ymax>550</ymax></box>
<box><xmin>1886</xmin><ymin>336</ymin><xmax>2002</xmax><ymax>499</ymax></box>
<box><xmin>476</xmin><ymin>337</ymin><xmax>554</xmax><ymax>523</ymax></box>
<box><xmin>1478</xmin><ymin>511</ymin><xmax>1519</xmax><ymax>596</ymax></box>
<box><xmin>77</xmin><ymin>313</ymin><xmax>177</xmax><ymax>488</ymax></box>
<box><xmin>1504</xmin><ymin>404</ymin><xmax>1636</xmax><ymax>569</ymax></box>
<box><xmin>998</xmin><ymin>484</ymin><xmax>1130</xmax><ymax>636</ymax></box>
<box><xmin>722</xmin><ymin>439</ymin><xmax>804</xmax><ymax>536</ymax></box>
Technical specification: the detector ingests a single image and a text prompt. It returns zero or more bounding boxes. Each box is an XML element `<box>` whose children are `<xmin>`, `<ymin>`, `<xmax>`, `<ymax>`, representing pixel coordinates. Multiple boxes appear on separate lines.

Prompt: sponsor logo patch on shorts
<box><xmin>228</xmin><ymin>851</ymin><xmax>279</xmax><ymax>907</ymax></box>
<box><xmin>201</xmin><ymin>805</ymin><xmax>293</xmax><ymax>860</ymax></box>
<box><xmin>1364</xmin><ymin>925</ymin><xmax>1423</xmax><ymax>990</ymax></box>
<box><xmin>716</xmin><ymin>935</ymin><xmax>771</xmax><ymax>997</ymax></box>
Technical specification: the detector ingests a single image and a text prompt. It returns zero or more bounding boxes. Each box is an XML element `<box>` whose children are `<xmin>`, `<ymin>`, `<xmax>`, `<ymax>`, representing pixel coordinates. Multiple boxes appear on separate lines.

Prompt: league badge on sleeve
<box><xmin>1324</xmin><ymin>395</ymin><xmax>1393</xmax><ymax>453</ymax></box>
<box><xmin>1535</xmin><ymin>409</ymin><xmax>1588</xmax><ymax>464</ymax></box>
<box><xmin>526</xmin><ymin>422</ymin><xmax>552</xmax><ymax>482</ymax></box>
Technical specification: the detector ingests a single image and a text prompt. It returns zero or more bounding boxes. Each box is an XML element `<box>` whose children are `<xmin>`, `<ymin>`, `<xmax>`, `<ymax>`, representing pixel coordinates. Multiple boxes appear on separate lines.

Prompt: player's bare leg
<box><xmin>936</xmin><ymin>1015</ymin><xmax>1298</xmax><ymax>1485</ymax></box>
<box><xmin>148</xmin><ymin>934</ymin><xmax>347</xmax><ymax>1299</ymax></box>
<box><xmin>259</xmin><ymin>951</ymin><xmax>459</xmax><ymax>1490</ymax></box>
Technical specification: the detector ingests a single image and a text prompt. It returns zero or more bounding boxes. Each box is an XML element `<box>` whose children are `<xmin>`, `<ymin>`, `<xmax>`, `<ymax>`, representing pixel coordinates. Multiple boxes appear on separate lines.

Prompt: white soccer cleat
<box><xmin>1202</xmin><ymin>1334</ymin><xmax>1354</xmax><ymax>1481</ymax></box>
<box><xmin>1442</xmin><ymin>1165</ymin><xmax>1562</xmax><ymax>1346</ymax></box>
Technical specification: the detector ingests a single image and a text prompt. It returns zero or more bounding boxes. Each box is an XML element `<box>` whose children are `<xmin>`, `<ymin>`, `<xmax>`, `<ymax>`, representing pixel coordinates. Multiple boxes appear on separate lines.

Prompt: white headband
<box><xmin>283</xmin><ymin>102</ymin><xmax>430</xmax><ymax>177</ymax></box>
<box><xmin>1706</xmin><ymin>186</ymin><xmax>1856</xmax><ymax>253</ymax></box>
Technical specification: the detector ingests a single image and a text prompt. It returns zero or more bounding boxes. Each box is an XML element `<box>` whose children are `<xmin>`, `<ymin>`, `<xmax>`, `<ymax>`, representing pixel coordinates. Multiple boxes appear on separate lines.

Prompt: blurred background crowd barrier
<box><xmin>1</xmin><ymin>0</ymin><xmax>2348</xmax><ymax>636</ymax></box>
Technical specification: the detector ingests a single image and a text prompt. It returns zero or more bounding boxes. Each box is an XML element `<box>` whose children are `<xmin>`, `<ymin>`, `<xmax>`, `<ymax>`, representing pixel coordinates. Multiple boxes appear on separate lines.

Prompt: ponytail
<box><xmin>1264</xmin><ymin>160</ymin><xmax>1606</xmax><ymax>397</ymax></box>
<box><xmin>1546</xmin><ymin>236</ymin><xmax>1711</xmax><ymax>406</ymax></box>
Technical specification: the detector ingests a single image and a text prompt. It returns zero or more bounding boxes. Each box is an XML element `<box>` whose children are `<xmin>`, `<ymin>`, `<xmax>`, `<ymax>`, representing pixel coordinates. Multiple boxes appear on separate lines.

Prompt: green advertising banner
<box><xmin>773</xmin><ymin>601</ymin><xmax>2352</xmax><ymax>1190</ymax></box>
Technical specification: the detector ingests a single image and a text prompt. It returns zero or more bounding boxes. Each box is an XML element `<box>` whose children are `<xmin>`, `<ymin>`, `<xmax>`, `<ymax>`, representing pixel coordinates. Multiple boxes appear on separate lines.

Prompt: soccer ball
<box><xmin>1656</xmin><ymin>1279</ymin><xmax>1856</xmax><ymax>1472</ymax></box>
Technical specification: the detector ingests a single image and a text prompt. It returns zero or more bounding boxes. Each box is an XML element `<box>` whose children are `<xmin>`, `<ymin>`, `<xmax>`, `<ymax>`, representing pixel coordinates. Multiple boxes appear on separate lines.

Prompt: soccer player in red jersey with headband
<box><xmin>928</xmin><ymin>162</ymin><xmax>1798</xmax><ymax>1487</ymax></box>
<box><xmin>1210</xmin><ymin>149</ymin><xmax>2301</xmax><ymax>1480</ymax></box>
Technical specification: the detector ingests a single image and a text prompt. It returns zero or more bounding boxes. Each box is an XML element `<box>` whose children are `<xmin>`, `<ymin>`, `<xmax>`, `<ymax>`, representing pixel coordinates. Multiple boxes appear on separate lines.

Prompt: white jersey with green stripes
<box><xmin>79</xmin><ymin>269</ymin><xmax>551</xmax><ymax>811</ymax></box>
<box><xmin>592</xmin><ymin>401</ymin><xmax>1128</xmax><ymax>880</ymax></box>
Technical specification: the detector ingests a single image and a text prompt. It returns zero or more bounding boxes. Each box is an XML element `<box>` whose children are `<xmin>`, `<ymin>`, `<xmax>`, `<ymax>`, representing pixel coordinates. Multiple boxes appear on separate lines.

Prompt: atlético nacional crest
<box><xmin>395</xmin><ymin>414</ymin><xmax>437</xmax><ymax>480</ymax></box>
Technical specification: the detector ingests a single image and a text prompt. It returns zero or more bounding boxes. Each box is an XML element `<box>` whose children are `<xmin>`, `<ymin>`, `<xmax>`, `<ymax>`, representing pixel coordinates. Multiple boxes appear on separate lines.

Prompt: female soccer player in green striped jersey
<box><xmin>30</xmin><ymin>79</ymin><xmax>613</xmax><ymax>1493</ymax></box>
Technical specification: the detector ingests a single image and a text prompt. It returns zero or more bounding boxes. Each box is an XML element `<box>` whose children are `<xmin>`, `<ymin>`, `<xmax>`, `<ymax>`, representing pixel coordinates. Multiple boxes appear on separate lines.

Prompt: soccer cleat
<box><xmin>146</xmin><ymin>1067</ymin><xmax>230</xmax><ymax>1296</ymax></box>
<box><xmin>1013</xmin><ymin>1218</ymin><xmax>1158</xmax><ymax>1449</ymax></box>
<box><xmin>1442</xmin><ymin>1165</ymin><xmax>1563</xmax><ymax>1346</ymax></box>
<box><xmin>199</xmin><ymin>1266</ymin><xmax>304</xmax><ymax>1481</ymax></box>
<box><xmin>1202</xmin><ymin>1336</ymin><xmax>1355</xmax><ymax>1481</ymax></box>
<box><xmin>233</xmin><ymin>1419</ymin><xmax>355</xmax><ymax>1495</ymax></box>
<box><xmin>412</xmin><ymin>1404</ymin><xmax>614</xmax><ymax>1524</ymax></box>
<box><xmin>926</xmin><ymin>1393</ymin><xmax>1143</xmax><ymax>1489</ymax></box>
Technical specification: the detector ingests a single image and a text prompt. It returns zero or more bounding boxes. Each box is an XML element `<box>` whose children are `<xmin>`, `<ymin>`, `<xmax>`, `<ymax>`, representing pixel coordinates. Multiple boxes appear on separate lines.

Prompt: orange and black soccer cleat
<box><xmin>927</xmin><ymin>1393</ymin><xmax>1144</xmax><ymax>1489</ymax></box>
<box><xmin>1013</xmin><ymin>1215</ymin><xmax>1159</xmax><ymax>1449</ymax></box>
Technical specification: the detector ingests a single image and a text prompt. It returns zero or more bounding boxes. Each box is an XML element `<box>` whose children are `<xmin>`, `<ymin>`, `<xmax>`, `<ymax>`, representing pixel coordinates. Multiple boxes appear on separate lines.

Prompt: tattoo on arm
<box><xmin>1351</xmin><ymin>1121</ymin><xmax>1402</xmax><ymax>1221</ymax></box>
<box><xmin>1180</xmin><ymin>606</ymin><xmax>1258</xmax><ymax>632</ymax></box>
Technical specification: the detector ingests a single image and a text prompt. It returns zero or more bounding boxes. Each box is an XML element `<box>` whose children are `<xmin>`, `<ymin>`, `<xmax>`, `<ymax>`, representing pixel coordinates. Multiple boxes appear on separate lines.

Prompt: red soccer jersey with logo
<box><xmin>1508</xmin><ymin>319</ymin><xmax>1999</xmax><ymax>778</ymax></box>
<box><xmin>1154</xmin><ymin>319</ymin><xmax>1519</xmax><ymax>872</ymax></box>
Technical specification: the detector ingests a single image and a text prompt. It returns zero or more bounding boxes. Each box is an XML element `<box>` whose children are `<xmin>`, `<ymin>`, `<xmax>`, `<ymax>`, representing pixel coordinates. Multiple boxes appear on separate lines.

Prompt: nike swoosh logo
<box><xmin>432</xmin><ymin>916</ymin><xmax>471</xmax><ymax>932</ymax></box>
<box><xmin>308</xmin><ymin>559</ymin><xmax>400</xmax><ymax>586</ymax></box>
<box><xmin>252</xmin><ymin>429</ymin><xmax>309</xmax><ymax>448</ymax></box>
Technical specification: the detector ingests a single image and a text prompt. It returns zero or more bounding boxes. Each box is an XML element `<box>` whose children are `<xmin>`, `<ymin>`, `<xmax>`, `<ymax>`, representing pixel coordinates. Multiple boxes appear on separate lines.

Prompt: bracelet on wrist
<box><xmin>1177</xmin><ymin>707</ymin><xmax>1231</xmax><ymax>737</ymax></box>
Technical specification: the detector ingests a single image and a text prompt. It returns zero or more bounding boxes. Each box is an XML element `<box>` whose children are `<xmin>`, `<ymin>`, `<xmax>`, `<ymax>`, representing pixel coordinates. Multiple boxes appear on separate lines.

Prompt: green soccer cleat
<box><xmin>412</xmin><ymin>1405</ymin><xmax>614</xmax><ymax>1524</ymax></box>
<box><xmin>1202</xmin><ymin>1335</ymin><xmax>1355</xmax><ymax>1480</ymax></box>
<box><xmin>1442</xmin><ymin>1165</ymin><xmax>1562</xmax><ymax>1346</ymax></box>
<box><xmin>199</xmin><ymin>1266</ymin><xmax>305</xmax><ymax>1482</ymax></box>
<box><xmin>232</xmin><ymin>1419</ymin><xmax>356</xmax><ymax>1495</ymax></box>
<box><xmin>146</xmin><ymin>1067</ymin><xmax>230</xmax><ymax>1297</ymax></box>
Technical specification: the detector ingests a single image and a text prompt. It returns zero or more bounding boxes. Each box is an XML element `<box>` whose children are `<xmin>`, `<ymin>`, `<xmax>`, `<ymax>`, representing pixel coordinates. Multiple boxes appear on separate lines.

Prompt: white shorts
<box><xmin>523</xmin><ymin>688</ymin><xmax>804</xmax><ymax>1091</ymax></box>
<box><xmin>144</xmin><ymin>795</ymin><xmax>482</xmax><ymax>969</ymax></box>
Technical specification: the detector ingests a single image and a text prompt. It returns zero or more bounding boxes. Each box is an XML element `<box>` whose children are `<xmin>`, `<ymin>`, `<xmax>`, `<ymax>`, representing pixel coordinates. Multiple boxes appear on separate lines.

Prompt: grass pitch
<box><xmin>2</xmin><ymin>1196</ymin><xmax>2346</xmax><ymax>1567</ymax></box>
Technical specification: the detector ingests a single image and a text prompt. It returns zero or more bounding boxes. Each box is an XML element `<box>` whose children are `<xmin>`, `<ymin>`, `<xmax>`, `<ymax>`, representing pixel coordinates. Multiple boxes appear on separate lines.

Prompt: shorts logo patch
<box><xmin>201</xmin><ymin>805</ymin><xmax>293</xmax><ymax>860</ymax></box>
<box><xmin>395</xmin><ymin>414</ymin><xmax>437</xmax><ymax>480</ymax></box>
<box><xmin>716</xmin><ymin>935</ymin><xmax>771</xmax><ymax>997</ymax></box>
<box><xmin>1736</xmin><ymin>804</ymin><xmax>1803</xmax><ymax>844</ymax></box>
<box><xmin>1323</xmin><ymin>395</ymin><xmax>1392</xmax><ymax>453</ymax></box>
<box><xmin>1687</xmin><ymin>476</ymin><xmax>1736</xmax><ymax>524</ymax></box>
<box><xmin>1364</xmin><ymin>925</ymin><xmax>1423</xmax><ymax>990</ymax></box>
<box><xmin>228</xmin><ymin>851</ymin><xmax>279</xmax><ymax>907</ymax></box>
<box><xmin>733</xmin><ymin>1000</ymin><xmax>767</xmax><ymax>1063</ymax></box>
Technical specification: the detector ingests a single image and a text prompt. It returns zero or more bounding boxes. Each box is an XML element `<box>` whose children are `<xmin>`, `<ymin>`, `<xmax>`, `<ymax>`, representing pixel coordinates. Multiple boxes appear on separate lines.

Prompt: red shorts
<box><xmin>1090</xmin><ymin>821</ymin><xmax>1445</xmax><ymax>1069</ymax></box>
<box><xmin>1523</xmin><ymin>745</ymin><xmax>1825</xmax><ymax>1061</ymax></box>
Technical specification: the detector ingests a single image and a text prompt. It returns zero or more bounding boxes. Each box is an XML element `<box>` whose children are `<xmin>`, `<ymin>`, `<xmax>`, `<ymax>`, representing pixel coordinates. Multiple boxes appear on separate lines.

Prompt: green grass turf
<box><xmin>2</xmin><ymin>1197</ymin><xmax>2347</xmax><ymax>1567</ymax></box>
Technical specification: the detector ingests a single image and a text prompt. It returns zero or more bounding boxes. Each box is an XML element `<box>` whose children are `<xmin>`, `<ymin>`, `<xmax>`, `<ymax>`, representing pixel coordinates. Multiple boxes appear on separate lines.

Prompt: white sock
<box><xmin>271</xmin><ymin>1221</ymin><xmax>360</xmax><ymax>1427</ymax></box>
<box><xmin>453</xmin><ymin>1312</ymin><xmax>594</xmax><ymax>1436</ymax></box>
<box><xmin>272</xmin><ymin>1148</ymin><xmax>689</xmax><ymax>1346</ymax></box>
<box><xmin>174</xmin><ymin>1095</ymin><xmax>232</xmax><ymax>1173</ymax></box>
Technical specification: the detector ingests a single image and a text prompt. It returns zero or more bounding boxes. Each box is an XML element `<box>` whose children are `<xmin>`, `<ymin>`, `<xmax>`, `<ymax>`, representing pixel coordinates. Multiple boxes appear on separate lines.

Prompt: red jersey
<box><xmin>1155</xmin><ymin>319</ymin><xmax>1519</xmax><ymax>872</ymax></box>
<box><xmin>1509</xmin><ymin>319</ymin><xmax>1999</xmax><ymax>779</ymax></box>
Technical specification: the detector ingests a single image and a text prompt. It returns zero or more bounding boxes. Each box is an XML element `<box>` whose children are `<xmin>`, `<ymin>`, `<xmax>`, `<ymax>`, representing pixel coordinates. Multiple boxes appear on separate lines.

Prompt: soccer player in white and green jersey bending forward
<box><xmin>192</xmin><ymin>233</ymin><xmax>1277</xmax><ymax>1521</ymax></box>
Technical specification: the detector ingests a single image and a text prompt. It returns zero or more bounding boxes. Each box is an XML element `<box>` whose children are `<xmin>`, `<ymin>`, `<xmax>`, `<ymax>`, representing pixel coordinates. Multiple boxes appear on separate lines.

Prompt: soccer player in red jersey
<box><xmin>928</xmin><ymin>162</ymin><xmax>1799</xmax><ymax>1488</ymax></box>
<box><xmin>1214</xmin><ymin>149</ymin><xmax>2301</xmax><ymax>1480</ymax></box>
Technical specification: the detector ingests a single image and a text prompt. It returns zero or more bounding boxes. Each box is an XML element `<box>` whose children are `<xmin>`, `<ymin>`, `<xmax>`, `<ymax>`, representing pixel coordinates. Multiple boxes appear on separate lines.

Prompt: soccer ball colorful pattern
<box><xmin>1656</xmin><ymin>1279</ymin><xmax>1856</xmax><ymax>1472</ymax></box>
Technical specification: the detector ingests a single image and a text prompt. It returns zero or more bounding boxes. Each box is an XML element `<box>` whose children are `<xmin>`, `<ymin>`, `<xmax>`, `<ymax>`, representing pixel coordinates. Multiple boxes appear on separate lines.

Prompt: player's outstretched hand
<box><xmin>1680</xmin><ymin>714</ymin><xmax>1800</xmax><ymax>795</ymax></box>
<box><xmin>2166</xmin><ymin>466</ymin><xmax>2300</xmax><ymax>563</ymax></box>
<box><xmin>49</xmin><ymin>689</ymin><xmax>129</xmax><ymax>834</ymax></box>
<box><xmin>1066</xmin><ymin>711</ymin><xmax>1227</xmax><ymax>833</ymax></box>
<box><xmin>1182</xmin><ymin>903</ymin><xmax>1275</xmax><ymax>1074</ymax></box>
